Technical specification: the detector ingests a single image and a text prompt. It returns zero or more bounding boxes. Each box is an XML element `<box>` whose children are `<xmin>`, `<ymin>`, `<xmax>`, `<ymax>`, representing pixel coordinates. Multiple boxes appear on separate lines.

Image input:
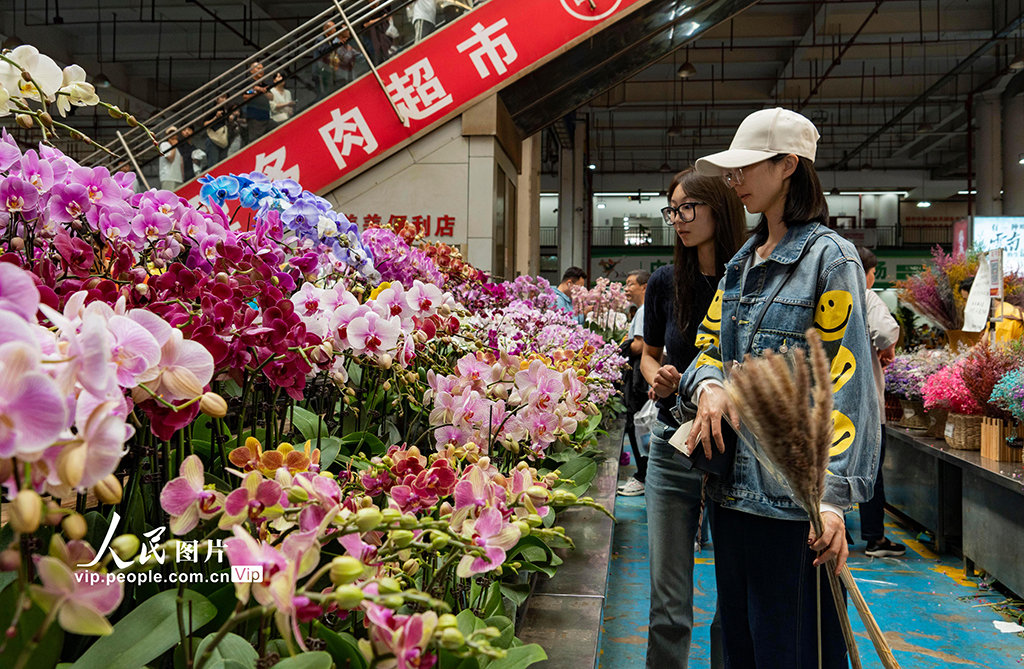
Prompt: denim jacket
<box><xmin>680</xmin><ymin>222</ymin><xmax>880</xmax><ymax>521</ymax></box>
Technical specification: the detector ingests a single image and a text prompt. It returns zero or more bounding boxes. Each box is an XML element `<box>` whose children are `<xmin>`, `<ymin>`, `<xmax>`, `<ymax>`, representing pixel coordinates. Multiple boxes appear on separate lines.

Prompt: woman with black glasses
<box><xmin>639</xmin><ymin>167</ymin><xmax>745</xmax><ymax>668</ymax></box>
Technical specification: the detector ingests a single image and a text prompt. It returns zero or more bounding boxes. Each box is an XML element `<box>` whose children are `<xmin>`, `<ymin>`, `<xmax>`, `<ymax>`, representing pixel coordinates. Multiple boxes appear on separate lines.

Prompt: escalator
<box><xmin>90</xmin><ymin>0</ymin><xmax>761</xmax><ymax>203</ymax></box>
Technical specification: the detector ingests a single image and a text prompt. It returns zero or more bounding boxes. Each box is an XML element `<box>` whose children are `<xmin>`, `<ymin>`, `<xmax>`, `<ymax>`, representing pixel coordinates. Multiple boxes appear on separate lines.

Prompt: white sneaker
<box><xmin>618</xmin><ymin>477</ymin><xmax>645</xmax><ymax>496</ymax></box>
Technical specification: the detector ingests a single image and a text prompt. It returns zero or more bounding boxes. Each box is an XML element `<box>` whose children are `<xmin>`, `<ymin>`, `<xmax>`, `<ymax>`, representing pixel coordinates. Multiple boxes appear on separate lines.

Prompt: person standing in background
<box><xmin>619</xmin><ymin>269</ymin><xmax>651</xmax><ymax>497</ymax></box>
<box><xmin>553</xmin><ymin>267</ymin><xmax>587</xmax><ymax>325</ymax></box>
<box><xmin>177</xmin><ymin>125</ymin><xmax>197</xmax><ymax>183</ymax></box>
<box><xmin>241</xmin><ymin>61</ymin><xmax>272</xmax><ymax>143</ymax></box>
<box><xmin>270</xmin><ymin>73</ymin><xmax>296</xmax><ymax>124</ymax></box>
<box><xmin>856</xmin><ymin>246</ymin><xmax>906</xmax><ymax>558</ymax></box>
<box><xmin>412</xmin><ymin>0</ymin><xmax>437</xmax><ymax>42</ymax></box>
<box><xmin>158</xmin><ymin>126</ymin><xmax>183</xmax><ymax>191</ymax></box>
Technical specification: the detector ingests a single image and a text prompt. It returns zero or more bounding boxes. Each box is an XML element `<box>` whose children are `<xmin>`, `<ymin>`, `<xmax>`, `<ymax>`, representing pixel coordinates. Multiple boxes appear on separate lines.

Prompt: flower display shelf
<box><xmin>981</xmin><ymin>418</ymin><xmax>1024</xmax><ymax>463</ymax></box>
<box><xmin>945</xmin><ymin>413</ymin><xmax>983</xmax><ymax>450</ymax></box>
<box><xmin>899</xmin><ymin>400</ymin><xmax>929</xmax><ymax>430</ymax></box>
<box><xmin>925</xmin><ymin>409</ymin><xmax>949</xmax><ymax>440</ymax></box>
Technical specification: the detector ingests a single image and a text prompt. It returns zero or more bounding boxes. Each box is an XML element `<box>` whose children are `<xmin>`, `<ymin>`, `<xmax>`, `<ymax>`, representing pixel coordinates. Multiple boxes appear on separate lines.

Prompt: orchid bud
<box><xmin>525</xmin><ymin>514</ymin><xmax>543</xmax><ymax>528</ymax></box>
<box><xmin>134</xmin><ymin>283</ymin><xmax>149</xmax><ymax>296</ymax></box>
<box><xmin>440</xmin><ymin>304</ymin><xmax>452</xmax><ymax>316</ymax></box>
<box><xmin>429</xmin><ymin>532</ymin><xmax>450</xmax><ymax>550</ymax></box>
<box><xmin>8</xmin><ymin>237</ymin><xmax>23</xmax><ymax>251</ymax></box>
<box><xmin>438</xmin><ymin>613</ymin><xmax>458</xmax><ymax>630</ymax></box>
<box><xmin>199</xmin><ymin>392</ymin><xmax>228</xmax><ymax>418</ymax></box>
<box><xmin>399</xmin><ymin>514</ymin><xmax>418</xmax><ymax>530</ymax></box>
<box><xmin>107</xmin><ymin>106</ymin><xmax>124</xmax><ymax>119</ymax></box>
<box><xmin>526</xmin><ymin>486</ymin><xmax>551</xmax><ymax>503</ymax></box>
<box><xmin>346</xmin><ymin>387</ymin><xmax>357</xmax><ymax>397</ymax></box>
<box><xmin>360</xmin><ymin>495</ymin><xmax>374</xmax><ymax>508</ymax></box>
<box><xmin>378</xmin><ymin>354</ymin><xmax>393</xmax><ymax>370</ymax></box>
<box><xmin>551</xmin><ymin>490</ymin><xmax>577</xmax><ymax>506</ymax></box>
<box><xmin>333</xmin><ymin>585</ymin><xmax>364</xmax><ymax>609</ymax></box>
<box><xmin>330</xmin><ymin>556</ymin><xmax>365</xmax><ymax>585</ymax></box>
<box><xmin>111</xmin><ymin>534</ymin><xmax>140</xmax><ymax>562</ymax></box>
<box><xmin>492</xmin><ymin>384</ymin><xmax>508</xmax><ymax>400</ymax></box>
<box><xmin>377</xmin><ymin>577</ymin><xmax>402</xmax><ymax>594</ymax></box>
<box><xmin>438</xmin><ymin>502</ymin><xmax>453</xmax><ymax>517</ymax></box>
<box><xmin>402</xmin><ymin>559</ymin><xmax>420</xmax><ymax>576</ymax></box>
<box><xmin>215</xmin><ymin>272</ymin><xmax>230</xmax><ymax>285</ymax></box>
<box><xmin>355</xmin><ymin>507</ymin><xmax>382</xmax><ymax>532</ymax></box>
<box><xmin>287</xmin><ymin>486</ymin><xmax>309</xmax><ymax>504</ymax></box>
<box><xmin>0</xmin><ymin>548</ymin><xmax>20</xmax><ymax>572</ymax></box>
<box><xmin>164</xmin><ymin>367</ymin><xmax>204</xmax><ymax>399</ymax></box>
<box><xmin>381</xmin><ymin>594</ymin><xmax>404</xmax><ymax>609</ymax></box>
<box><xmin>481</xmin><ymin>626</ymin><xmax>501</xmax><ymax>639</ymax></box>
<box><xmin>15</xmin><ymin>114</ymin><xmax>33</xmax><ymax>129</ymax></box>
<box><xmin>440</xmin><ymin>627</ymin><xmax>465</xmax><ymax>650</ymax></box>
<box><xmin>44</xmin><ymin>500</ymin><xmax>62</xmax><ymax>526</ymax></box>
<box><xmin>38</xmin><ymin>111</ymin><xmax>54</xmax><ymax>128</ymax></box>
<box><xmin>382</xmin><ymin>380</ymin><xmax>391</xmax><ymax>391</ymax></box>
<box><xmin>514</xmin><ymin>521</ymin><xmax>531</xmax><ymax>537</ymax></box>
<box><xmin>477</xmin><ymin>456</ymin><xmax>490</xmax><ymax>469</ymax></box>
<box><xmin>380</xmin><ymin>508</ymin><xmax>402</xmax><ymax>524</ymax></box>
<box><xmin>94</xmin><ymin>475</ymin><xmax>124</xmax><ymax>505</ymax></box>
<box><xmin>9</xmin><ymin>490</ymin><xmax>42</xmax><ymax>534</ymax></box>
<box><xmin>271</xmin><ymin>275</ymin><xmax>279</xmax><ymax>286</ymax></box>
<box><xmin>389</xmin><ymin>530</ymin><xmax>414</xmax><ymax>548</ymax></box>
<box><xmin>62</xmin><ymin>513</ymin><xmax>88</xmax><ymax>541</ymax></box>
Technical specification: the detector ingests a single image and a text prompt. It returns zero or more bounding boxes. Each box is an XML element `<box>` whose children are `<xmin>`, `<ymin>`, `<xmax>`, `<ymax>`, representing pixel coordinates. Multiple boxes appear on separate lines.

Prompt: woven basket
<box><xmin>925</xmin><ymin>408</ymin><xmax>949</xmax><ymax>440</ymax></box>
<box><xmin>884</xmin><ymin>394</ymin><xmax>903</xmax><ymax>424</ymax></box>
<box><xmin>899</xmin><ymin>399</ymin><xmax>929</xmax><ymax>430</ymax></box>
<box><xmin>945</xmin><ymin>413</ymin><xmax>983</xmax><ymax>450</ymax></box>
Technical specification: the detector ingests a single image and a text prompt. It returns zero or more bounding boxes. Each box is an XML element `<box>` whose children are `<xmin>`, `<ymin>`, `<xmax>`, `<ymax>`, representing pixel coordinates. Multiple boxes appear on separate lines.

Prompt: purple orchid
<box><xmin>47</xmin><ymin>183</ymin><xmax>90</xmax><ymax>223</ymax></box>
<box><xmin>20</xmin><ymin>149</ymin><xmax>54</xmax><ymax>193</ymax></box>
<box><xmin>69</xmin><ymin>166</ymin><xmax>120</xmax><ymax>206</ymax></box>
<box><xmin>0</xmin><ymin>176</ymin><xmax>39</xmax><ymax>213</ymax></box>
<box><xmin>456</xmin><ymin>506</ymin><xmax>520</xmax><ymax>577</ymax></box>
<box><xmin>0</xmin><ymin>262</ymin><xmax>40</xmax><ymax>321</ymax></box>
<box><xmin>0</xmin><ymin>339</ymin><xmax>69</xmax><ymax>459</ymax></box>
<box><xmin>160</xmin><ymin>454</ymin><xmax>225</xmax><ymax>534</ymax></box>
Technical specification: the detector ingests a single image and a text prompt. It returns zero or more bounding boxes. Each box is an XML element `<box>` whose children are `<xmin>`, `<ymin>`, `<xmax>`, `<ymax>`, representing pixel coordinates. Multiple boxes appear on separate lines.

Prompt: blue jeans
<box><xmin>645</xmin><ymin>419</ymin><xmax>723</xmax><ymax>668</ymax></box>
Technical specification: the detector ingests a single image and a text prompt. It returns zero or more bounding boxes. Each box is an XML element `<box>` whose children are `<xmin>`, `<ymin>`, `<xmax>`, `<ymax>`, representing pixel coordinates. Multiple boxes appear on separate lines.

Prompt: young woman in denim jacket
<box><xmin>680</xmin><ymin>108</ymin><xmax>881</xmax><ymax>668</ymax></box>
<box><xmin>640</xmin><ymin>168</ymin><xmax>745</xmax><ymax>668</ymax></box>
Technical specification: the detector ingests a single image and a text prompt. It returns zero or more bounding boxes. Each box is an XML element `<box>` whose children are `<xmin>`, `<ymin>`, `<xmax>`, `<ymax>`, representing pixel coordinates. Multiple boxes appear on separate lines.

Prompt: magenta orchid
<box><xmin>456</xmin><ymin>506</ymin><xmax>520</xmax><ymax>578</ymax></box>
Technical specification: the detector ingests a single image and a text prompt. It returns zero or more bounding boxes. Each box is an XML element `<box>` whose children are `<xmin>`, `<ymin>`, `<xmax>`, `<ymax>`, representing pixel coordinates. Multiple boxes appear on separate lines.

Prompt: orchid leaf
<box><xmin>482</xmin><ymin>645</ymin><xmax>547</xmax><ymax>669</ymax></box>
<box><xmin>272</xmin><ymin>652</ymin><xmax>333</xmax><ymax>669</ymax></box>
<box><xmin>193</xmin><ymin>632</ymin><xmax>257</xmax><ymax>669</ymax></box>
<box><xmin>291</xmin><ymin>405</ymin><xmax>329</xmax><ymax>442</ymax></box>
<box><xmin>71</xmin><ymin>589</ymin><xmax>216</xmax><ymax>669</ymax></box>
<box><xmin>0</xmin><ymin>581</ymin><xmax>63</xmax><ymax>669</ymax></box>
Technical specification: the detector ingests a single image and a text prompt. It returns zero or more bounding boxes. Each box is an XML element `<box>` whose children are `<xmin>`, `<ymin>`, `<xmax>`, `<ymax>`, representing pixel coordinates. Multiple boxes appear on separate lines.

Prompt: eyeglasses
<box><xmin>661</xmin><ymin>202</ymin><xmax>707</xmax><ymax>224</ymax></box>
<box><xmin>721</xmin><ymin>167</ymin><xmax>746</xmax><ymax>188</ymax></box>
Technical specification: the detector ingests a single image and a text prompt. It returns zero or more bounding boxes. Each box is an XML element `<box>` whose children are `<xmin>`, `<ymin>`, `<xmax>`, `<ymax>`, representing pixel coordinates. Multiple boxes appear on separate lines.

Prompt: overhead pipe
<box><xmin>797</xmin><ymin>0</ymin><xmax>884</xmax><ymax>111</ymax></box>
<box><xmin>829</xmin><ymin>9</ymin><xmax>1024</xmax><ymax>170</ymax></box>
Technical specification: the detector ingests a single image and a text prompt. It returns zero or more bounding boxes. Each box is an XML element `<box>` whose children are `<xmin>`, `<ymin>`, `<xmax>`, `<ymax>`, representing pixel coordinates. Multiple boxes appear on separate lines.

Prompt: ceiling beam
<box><xmin>769</xmin><ymin>3</ymin><xmax>829</xmax><ymax>101</ymax></box>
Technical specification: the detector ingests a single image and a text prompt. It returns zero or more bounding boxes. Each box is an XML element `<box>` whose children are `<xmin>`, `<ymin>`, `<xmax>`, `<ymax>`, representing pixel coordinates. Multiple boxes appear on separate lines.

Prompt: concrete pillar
<box><xmin>977</xmin><ymin>96</ymin><xmax>1003</xmax><ymax>216</ymax></box>
<box><xmin>516</xmin><ymin>133</ymin><xmax>541</xmax><ymax>277</ymax></box>
<box><xmin>1001</xmin><ymin>94</ymin><xmax>1024</xmax><ymax>215</ymax></box>
<box><xmin>573</xmin><ymin>122</ymin><xmax>586</xmax><ymax>275</ymax></box>
<box><xmin>558</xmin><ymin>124</ymin><xmax>587</xmax><ymax>278</ymax></box>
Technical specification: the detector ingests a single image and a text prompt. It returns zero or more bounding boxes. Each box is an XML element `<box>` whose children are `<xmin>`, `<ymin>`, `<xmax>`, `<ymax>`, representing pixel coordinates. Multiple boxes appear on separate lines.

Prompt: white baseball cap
<box><xmin>695</xmin><ymin>108</ymin><xmax>820</xmax><ymax>177</ymax></box>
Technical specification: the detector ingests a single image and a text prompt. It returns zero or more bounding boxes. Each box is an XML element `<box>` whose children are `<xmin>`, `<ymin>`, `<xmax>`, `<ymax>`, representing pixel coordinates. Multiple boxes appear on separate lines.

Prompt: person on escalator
<box><xmin>158</xmin><ymin>126</ymin><xmax>183</xmax><ymax>192</ymax></box>
<box><xmin>270</xmin><ymin>73</ymin><xmax>296</xmax><ymax>125</ymax></box>
<box><xmin>178</xmin><ymin>125</ymin><xmax>197</xmax><ymax>183</ymax></box>
<box><xmin>411</xmin><ymin>0</ymin><xmax>438</xmax><ymax>42</ymax></box>
<box><xmin>241</xmin><ymin>61</ymin><xmax>273</xmax><ymax>143</ymax></box>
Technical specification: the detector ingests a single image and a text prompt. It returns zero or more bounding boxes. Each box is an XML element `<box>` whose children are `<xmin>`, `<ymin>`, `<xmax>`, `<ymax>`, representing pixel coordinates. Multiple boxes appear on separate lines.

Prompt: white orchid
<box><xmin>0</xmin><ymin>45</ymin><xmax>63</xmax><ymax>103</ymax></box>
<box><xmin>0</xmin><ymin>84</ymin><xmax>11</xmax><ymax>116</ymax></box>
<box><xmin>55</xmin><ymin>65</ymin><xmax>99</xmax><ymax>117</ymax></box>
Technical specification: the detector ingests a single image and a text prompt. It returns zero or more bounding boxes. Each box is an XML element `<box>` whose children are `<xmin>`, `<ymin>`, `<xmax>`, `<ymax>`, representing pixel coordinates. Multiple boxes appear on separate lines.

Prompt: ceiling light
<box><xmin>623</xmin><ymin>216</ymin><xmax>629</xmax><ymax>221</ymax></box>
<box><xmin>917</xmin><ymin>121</ymin><xmax>934</xmax><ymax>133</ymax></box>
<box><xmin>829</xmin><ymin>187</ymin><xmax>841</xmax><ymax>196</ymax></box>
<box><xmin>659</xmin><ymin>162</ymin><xmax>673</xmax><ymax>173</ymax></box>
<box><xmin>667</xmin><ymin>124</ymin><xmax>683</xmax><ymax>137</ymax></box>
<box><xmin>597</xmin><ymin>203</ymin><xmax>606</xmax><ymax>209</ymax></box>
<box><xmin>916</xmin><ymin>200</ymin><xmax>932</xmax><ymax>208</ymax></box>
<box><xmin>958</xmin><ymin>190</ymin><xmax>978</xmax><ymax>195</ymax></box>
<box><xmin>1018</xmin><ymin>153</ymin><xmax>1024</xmax><ymax>165</ymax></box>
<box><xmin>1010</xmin><ymin>51</ymin><xmax>1024</xmax><ymax>71</ymax></box>
<box><xmin>588</xmin><ymin>164</ymin><xmax>597</xmax><ymax>170</ymax></box>
<box><xmin>677</xmin><ymin>62</ymin><xmax>697</xmax><ymax>78</ymax></box>
<box><xmin>859</xmin><ymin>162</ymin><xmax>872</xmax><ymax>172</ymax></box>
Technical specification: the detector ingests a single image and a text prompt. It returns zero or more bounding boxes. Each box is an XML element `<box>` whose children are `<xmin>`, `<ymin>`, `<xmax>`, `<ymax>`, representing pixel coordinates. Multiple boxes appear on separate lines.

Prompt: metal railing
<box><xmin>83</xmin><ymin>0</ymin><xmax>485</xmax><ymax>177</ymax></box>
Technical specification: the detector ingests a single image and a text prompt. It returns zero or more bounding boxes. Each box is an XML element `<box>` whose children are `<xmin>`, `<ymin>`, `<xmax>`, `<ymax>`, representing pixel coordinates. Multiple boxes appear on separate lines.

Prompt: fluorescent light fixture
<box><xmin>597</xmin><ymin>203</ymin><xmax>606</xmax><ymax>209</ymax></box>
<box><xmin>958</xmin><ymin>190</ymin><xmax>978</xmax><ymax>195</ymax></box>
<box><xmin>594</xmin><ymin>191</ymin><xmax>663</xmax><ymax>197</ymax></box>
<box><xmin>916</xmin><ymin>201</ymin><xmax>932</xmax><ymax>208</ymax></box>
<box><xmin>1019</xmin><ymin>153</ymin><xmax>1024</xmax><ymax>165</ymax></box>
<box><xmin>833</xmin><ymin>191</ymin><xmax>910</xmax><ymax>197</ymax></box>
<box><xmin>623</xmin><ymin>216</ymin><xmax>629</xmax><ymax>221</ymax></box>
<box><xmin>588</xmin><ymin>164</ymin><xmax>597</xmax><ymax>170</ymax></box>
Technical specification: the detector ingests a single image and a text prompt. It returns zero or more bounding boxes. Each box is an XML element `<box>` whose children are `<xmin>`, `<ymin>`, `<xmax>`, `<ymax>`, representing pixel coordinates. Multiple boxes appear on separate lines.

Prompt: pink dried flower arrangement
<box><xmin>922</xmin><ymin>361</ymin><xmax>982</xmax><ymax>415</ymax></box>
<box><xmin>895</xmin><ymin>246</ymin><xmax>980</xmax><ymax>330</ymax></box>
<box><xmin>960</xmin><ymin>341</ymin><xmax>1019</xmax><ymax>421</ymax></box>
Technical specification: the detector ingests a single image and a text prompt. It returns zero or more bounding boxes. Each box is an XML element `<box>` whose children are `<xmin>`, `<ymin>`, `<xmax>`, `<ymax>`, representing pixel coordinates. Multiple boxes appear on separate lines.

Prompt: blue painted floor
<box><xmin>600</xmin><ymin>466</ymin><xmax>1024</xmax><ymax>668</ymax></box>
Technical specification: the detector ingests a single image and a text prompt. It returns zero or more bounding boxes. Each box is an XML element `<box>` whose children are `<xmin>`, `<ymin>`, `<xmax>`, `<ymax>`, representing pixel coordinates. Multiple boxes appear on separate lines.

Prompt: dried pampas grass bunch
<box><xmin>725</xmin><ymin>328</ymin><xmax>900</xmax><ymax>669</ymax></box>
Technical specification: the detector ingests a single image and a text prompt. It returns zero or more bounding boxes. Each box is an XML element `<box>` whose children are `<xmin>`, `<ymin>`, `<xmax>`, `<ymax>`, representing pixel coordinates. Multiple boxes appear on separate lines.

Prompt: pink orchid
<box><xmin>456</xmin><ymin>355</ymin><xmax>493</xmax><ymax>393</ymax></box>
<box><xmin>405</xmin><ymin>280</ymin><xmax>443</xmax><ymax>319</ymax></box>
<box><xmin>267</xmin><ymin>562</ymin><xmax>323</xmax><ymax>652</ymax></box>
<box><xmin>451</xmin><ymin>465</ymin><xmax>503</xmax><ymax>530</ymax></box>
<box><xmin>54</xmin><ymin>399</ymin><xmax>129</xmax><ymax>490</ymax></box>
<box><xmin>428</xmin><ymin>390</ymin><xmax>459</xmax><ymax>426</ymax></box>
<box><xmin>0</xmin><ymin>340</ymin><xmax>69</xmax><ymax>458</ymax></box>
<box><xmin>347</xmin><ymin>310</ymin><xmax>401</xmax><ymax>357</ymax></box>
<box><xmin>160</xmin><ymin>454</ymin><xmax>225</xmax><ymax>535</ymax></box>
<box><xmin>433</xmin><ymin>425</ymin><xmax>469</xmax><ymax>450</ymax></box>
<box><xmin>0</xmin><ymin>262</ymin><xmax>40</xmax><ymax>321</ymax></box>
<box><xmin>456</xmin><ymin>506</ymin><xmax>520</xmax><ymax>577</ymax></box>
<box><xmin>107</xmin><ymin>315</ymin><xmax>161</xmax><ymax>387</ymax></box>
<box><xmin>224</xmin><ymin>526</ymin><xmax>288</xmax><ymax>605</ymax></box>
<box><xmin>218</xmin><ymin>471</ymin><xmax>284</xmax><ymax>529</ymax></box>
<box><xmin>523</xmin><ymin>409</ymin><xmax>559</xmax><ymax>448</ymax></box>
<box><xmin>136</xmin><ymin>328</ymin><xmax>214</xmax><ymax>402</ymax></box>
<box><xmin>29</xmin><ymin>556</ymin><xmax>124</xmax><ymax>636</ymax></box>
<box><xmin>339</xmin><ymin>531</ymin><xmax>380</xmax><ymax>564</ymax></box>
<box><xmin>363</xmin><ymin>601</ymin><xmax>438</xmax><ymax>669</ymax></box>
<box><xmin>371</xmin><ymin>282</ymin><xmax>413</xmax><ymax>326</ymax></box>
<box><xmin>329</xmin><ymin>302</ymin><xmax>367</xmax><ymax>349</ymax></box>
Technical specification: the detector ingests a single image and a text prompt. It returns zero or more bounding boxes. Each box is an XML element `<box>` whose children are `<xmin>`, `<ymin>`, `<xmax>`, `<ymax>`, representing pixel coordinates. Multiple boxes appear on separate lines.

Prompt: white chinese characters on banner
<box><xmin>318</xmin><ymin>107</ymin><xmax>379</xmax><ymax>170</ymax></box>
<box><xmin>254</xmin><ymin>146</ymin><xmax>300</xmax><ymax>182</ymax></box>
<box><xmin>457</xmin><ymin>20</ymin><xmax>519</xmax><ymax>79</ymax></box>
<box><xmin>385</xmin><ymin>58</ymin><xmax>454</xmax><ymax>121</ymax></box>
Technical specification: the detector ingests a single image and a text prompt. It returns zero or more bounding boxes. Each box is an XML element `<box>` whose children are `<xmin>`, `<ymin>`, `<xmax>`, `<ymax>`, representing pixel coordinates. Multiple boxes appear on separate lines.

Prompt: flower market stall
<box><xmin>0</xmin><ymin>46</ymin><xmax>631</xmax><ymax>669</ymax></box>
<box><xmin>884</xmin><ymin>247</ymin><xmax>1024</xmax><ymax>599</ymax></box>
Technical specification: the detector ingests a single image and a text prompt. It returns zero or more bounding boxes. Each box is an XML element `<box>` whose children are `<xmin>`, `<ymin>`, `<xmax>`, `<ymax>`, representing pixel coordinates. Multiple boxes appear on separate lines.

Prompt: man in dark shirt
<box><xmin>178</xmin><ymin>125</ymin><xmax>197</xmax><ymax>183</ymax></box>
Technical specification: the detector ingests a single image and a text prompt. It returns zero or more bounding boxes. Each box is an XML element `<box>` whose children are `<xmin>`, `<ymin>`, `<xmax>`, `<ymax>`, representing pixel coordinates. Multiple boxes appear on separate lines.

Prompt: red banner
<box><xmin>177</xmin><ymin>0</ymin><xmax>651</xmax><ymax>203</ymax></box>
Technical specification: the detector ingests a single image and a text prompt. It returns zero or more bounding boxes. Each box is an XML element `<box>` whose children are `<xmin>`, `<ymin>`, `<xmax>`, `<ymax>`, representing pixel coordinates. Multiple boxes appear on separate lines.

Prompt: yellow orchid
<box><xmin>228</xmin><ymin>437</ymin><xmax>320</xmax><ymax>476</ymax></box>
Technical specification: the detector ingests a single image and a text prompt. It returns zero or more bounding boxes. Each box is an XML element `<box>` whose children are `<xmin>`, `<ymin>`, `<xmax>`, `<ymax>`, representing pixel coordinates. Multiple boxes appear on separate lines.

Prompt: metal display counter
<box><xmin>885</xmin><ymin>426</ymin><xmax>1024</xmax><ymax>597</ymax></box>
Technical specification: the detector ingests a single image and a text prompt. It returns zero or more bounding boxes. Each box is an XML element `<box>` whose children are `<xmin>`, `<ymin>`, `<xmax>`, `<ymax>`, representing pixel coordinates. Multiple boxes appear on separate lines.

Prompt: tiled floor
<box><xmin>600</xmin><ymin>468</ymin><xmax>1024</xmax><ymax>668</ymax></box>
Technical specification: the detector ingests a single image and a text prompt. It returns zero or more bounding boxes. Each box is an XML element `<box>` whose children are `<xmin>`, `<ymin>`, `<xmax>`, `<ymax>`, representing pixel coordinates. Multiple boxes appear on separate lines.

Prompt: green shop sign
<box><xmin>873</xmin><ymin>251</ymin><xmax>931</xmax><ymax>289</ymax></box>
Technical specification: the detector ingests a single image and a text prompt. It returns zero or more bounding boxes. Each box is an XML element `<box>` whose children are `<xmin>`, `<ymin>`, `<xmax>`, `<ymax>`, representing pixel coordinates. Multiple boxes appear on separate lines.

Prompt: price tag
<box><xmin>904</xmin><ymin>407</ymin><xmax>916</xmax><ymax>419</ymax></box>
<box><xmin>945</xmin><ymin>422</ymin><xmax>955</xmax><ymax>439</ymax></box>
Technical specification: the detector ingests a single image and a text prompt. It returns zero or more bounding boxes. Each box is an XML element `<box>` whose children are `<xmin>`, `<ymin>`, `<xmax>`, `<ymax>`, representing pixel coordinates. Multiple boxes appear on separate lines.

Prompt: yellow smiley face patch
<box><xmin>830</xmin><ymin>410</ymin><xmax>856</xmax><ymax>457</ymax></box>
<box><xmin>814</xmin><ymin>290</ymin><xmax>854</xmax><ymax>341</ymax></box>
<box><xmin>830</xmin><ymin>346</ymin><xmax>857</xmax><ymax>394</ymax></box>
<box><xmin>695</xmin><ymin>332</ymin><xmax>720</xmax><ymax>351</ymax></box>
<box><xmin>702</xmin><ymin>289</ymin><xmax>724</xmax><ymax>332</ymax></box>
<box><xmin>696</xmin><ymin>352</ymin><xmax>723</xmax><ymax>370</ymax></box>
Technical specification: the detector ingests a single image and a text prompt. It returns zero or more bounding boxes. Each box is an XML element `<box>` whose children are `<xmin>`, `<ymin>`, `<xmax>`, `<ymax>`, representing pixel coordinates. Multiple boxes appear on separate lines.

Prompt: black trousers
<box><xmin>857</xmin><ymin>428</ymin><xmax>887</xmax><ymax>542</ymax></box>
<box><xmin>712</xmin><ymin>504</ymin><xmax>849</xmax><ymax>669</ymax></box>
<box><xmin>624</xmin><ymin>410</ymin><xmax>648</xmax><ymax>483</ymax></box>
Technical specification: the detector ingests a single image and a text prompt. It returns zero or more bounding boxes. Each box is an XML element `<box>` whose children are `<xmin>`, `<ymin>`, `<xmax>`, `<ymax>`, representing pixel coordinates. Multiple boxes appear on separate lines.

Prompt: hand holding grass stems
<box><xmin>725</xmin><ymin>328</ymin><xmax>901</xmax><ymax>669</ymax></box>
